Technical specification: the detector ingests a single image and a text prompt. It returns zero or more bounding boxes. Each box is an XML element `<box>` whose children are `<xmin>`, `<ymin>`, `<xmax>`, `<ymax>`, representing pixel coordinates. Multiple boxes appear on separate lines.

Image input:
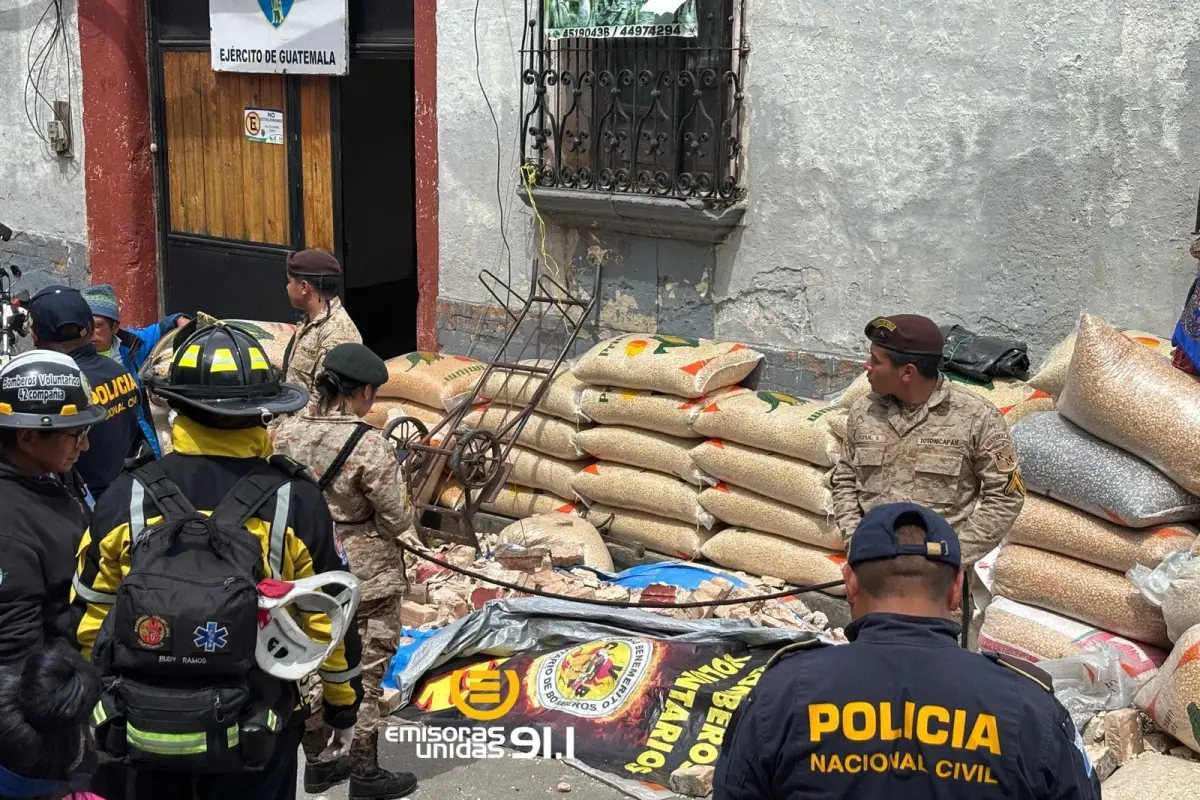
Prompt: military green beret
<box><xmin>322</xmin><ymin>343</ymin><xmax>388</xmax><ymax>387</ymax></box>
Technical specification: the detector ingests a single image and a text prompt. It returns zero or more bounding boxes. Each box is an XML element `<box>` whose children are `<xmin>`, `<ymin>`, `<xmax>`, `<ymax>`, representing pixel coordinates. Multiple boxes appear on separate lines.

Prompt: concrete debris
<box><xmin>1085</xmin><ymin>744</ymin><xmax>1118</xmax><ymax>783</ymax></box>
<box><xmin>1144</xmin><ymin>733</ymin><xmax>1176</xmax><ymax>755</ymax></box>
<box><xmin>1104</xmin><ymin>709</ymin><xmax>1144</xmax><ymax>766</ymax></box>
<box><xmin>445</xmin><ymin>545</ymin><xmax>478</xmax><ymax>569</ymax></box>
<box><xmin>400</xmin><ymin>600</ymin><xmax>438</xmax><ymax>627</ymax></box>
<box><xmin>1084</xmin><ymin>713</ymin><xmax>1107</xmax><ymax>744</ymax></box>
<box><xmin>495</xmin><ymin>543</ymin><xmax>550</xmax><ymax>573</ymax></box>
<box><xmin>669</xmin><ymin>764</ymin><xmax>715</xmax><ymax>797</ymax></box>
<box><xmin>555</xmin><ymin>782</ymin><xmax>571</xmax><ymax>792</ymax></box>
<box><xmin>1169</xmin><ymin>746</ymin><xmax>1197</xmax><ymax>760</ymax></box>
<box><xmin>594</xmin><ymin>586</ymin><xmax>631</xmax><ymax>603</ymax></box>
<box><xmin>400</xmin><ymin>544</ymin><xmax>833</xmax><ymax>635</ymax></box>
<box><xmin>550</xmin><ymin>543</ymin><xmax>585</xmax><ymax>568</ymax></box>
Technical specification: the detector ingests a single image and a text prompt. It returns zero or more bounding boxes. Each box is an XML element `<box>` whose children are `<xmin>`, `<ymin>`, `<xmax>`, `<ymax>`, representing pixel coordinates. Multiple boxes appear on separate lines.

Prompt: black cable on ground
<box><xmin>396</xmin><ymin>539</ymin><xmax>847</xmax><ymax>610</ymax></box>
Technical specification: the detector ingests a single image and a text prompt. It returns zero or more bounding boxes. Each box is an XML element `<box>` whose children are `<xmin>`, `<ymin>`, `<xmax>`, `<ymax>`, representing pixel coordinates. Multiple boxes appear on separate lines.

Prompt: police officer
<box><xmin>73</xmin><ymin>322</ymin><xmax>364</xmax><ymax>800</ymax></box>
<box><xmin>27</xmin><ymin>284</ymin><xmax>142</xmax><ymax>499</ymax></box>
<box><xmin>271</xmin><ymin>343</ymin><xmax>417</xmax><ymax>799</ymax></box>
<box><xmin>830</xmin><ymin>315</ymin><xmax>1025</xmax><ymax>566</ymax></box>
<box><xmin>712</xmin><ymin>502</ymin><xmax>1101</xmax><ymax>800</ymax></box>
<box><xmin>0</xmin><ymin>350</ymin><xmax>107</xmax><ymax>666</ymax></box>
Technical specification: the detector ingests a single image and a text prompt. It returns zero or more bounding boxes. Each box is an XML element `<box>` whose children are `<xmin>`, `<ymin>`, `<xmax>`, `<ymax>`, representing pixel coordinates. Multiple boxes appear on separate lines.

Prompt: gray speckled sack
<box><xmin>1011</xmin><ymin>412</ymin><xmax>1200</xmax><ymax>528</ymax></box>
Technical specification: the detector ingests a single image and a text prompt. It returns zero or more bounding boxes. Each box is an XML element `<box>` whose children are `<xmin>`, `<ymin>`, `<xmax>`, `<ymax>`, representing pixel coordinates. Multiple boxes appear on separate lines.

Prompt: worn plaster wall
<box><xmin>436</xmin><ymin>0</ymin><xmax>532</xmax><ymax>305</ymax></box>
<box><xmin>718</xmin><ymin>0</ymin><xmax>1200</xmax><ymax>360</ymax></box>
<box><xmin>0</xmin><ymin>0</ymin><xmax>89</xmax><ymax>294</ymax></box>
<box><xmin>436</xmin><ymin>0</ymin><xmax>1200</xmax><ymax>389</ymax></box>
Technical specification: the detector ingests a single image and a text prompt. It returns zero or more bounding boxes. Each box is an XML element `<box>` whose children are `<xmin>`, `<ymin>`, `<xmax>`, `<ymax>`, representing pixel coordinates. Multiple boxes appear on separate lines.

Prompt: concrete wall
<box><xmin>435</xmin><ymin>0</ymin><xmax>1200</xmax><ymax>392</ymax></box>
<box><xmin>0</xmin><ymin>0</ymin><xmax>89</xmax><ymax>295</ymax></box>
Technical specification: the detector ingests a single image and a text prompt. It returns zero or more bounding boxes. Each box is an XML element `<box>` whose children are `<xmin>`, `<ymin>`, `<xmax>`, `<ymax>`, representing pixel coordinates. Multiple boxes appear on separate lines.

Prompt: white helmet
<box><xmin>256</xmin><ymin>572</ymin><xmax>362</xmax><ymax>681</ymax></box>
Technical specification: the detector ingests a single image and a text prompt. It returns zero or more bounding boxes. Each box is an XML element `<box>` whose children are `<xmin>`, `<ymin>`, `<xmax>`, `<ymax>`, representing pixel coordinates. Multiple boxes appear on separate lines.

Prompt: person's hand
<box><xmin>175</xmin><ymin>315</ymin><xmax>192</xmax><ymax>328</ymax></box>
<box><xmin>322</xmin><ymin>724</ymin><xmax>355</xmax><ymax>760</ymax></box>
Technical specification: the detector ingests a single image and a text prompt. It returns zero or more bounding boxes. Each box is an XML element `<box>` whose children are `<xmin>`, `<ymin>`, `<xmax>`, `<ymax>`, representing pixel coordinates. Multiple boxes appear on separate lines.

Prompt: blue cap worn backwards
<box><xmin>28</xmin><ymin>285</ymin><xmax>93</xmax><ymax>343</ymax></box>
<box><xmin>848</xmin><ymin>502</ymin><xmax>961</xmax><ymax>570</ymax></box>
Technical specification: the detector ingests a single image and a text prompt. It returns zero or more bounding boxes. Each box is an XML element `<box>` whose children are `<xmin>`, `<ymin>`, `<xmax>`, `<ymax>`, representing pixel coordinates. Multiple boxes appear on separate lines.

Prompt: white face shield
<box><xmin>255</xmin><ymin>572</ymin><xmax>362</xmax><ymax>681</ymax></box>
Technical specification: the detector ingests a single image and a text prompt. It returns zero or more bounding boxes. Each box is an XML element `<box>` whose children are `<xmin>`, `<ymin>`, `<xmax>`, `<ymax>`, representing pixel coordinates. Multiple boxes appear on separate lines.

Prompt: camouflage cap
<box><xmin>864</xmin><ymin>314</ymin><xmax>944</xmax><ymax>357</ymax></box>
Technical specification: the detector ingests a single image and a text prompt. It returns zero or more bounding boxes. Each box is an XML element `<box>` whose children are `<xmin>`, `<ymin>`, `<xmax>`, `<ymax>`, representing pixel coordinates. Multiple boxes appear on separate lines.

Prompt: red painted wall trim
<box><xmin>414</xmin><ymin>1</ymin><xmax>439</xmax><ymax>352</ymax></box>
<box><xmin>77</xmin><ymin>0</ymin><xmax>159</xmax><ymax>327</ymax></box>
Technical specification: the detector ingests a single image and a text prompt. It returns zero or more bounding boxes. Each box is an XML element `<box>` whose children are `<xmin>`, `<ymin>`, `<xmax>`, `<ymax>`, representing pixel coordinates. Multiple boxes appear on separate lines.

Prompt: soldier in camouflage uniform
<box><xmin>271</xmin><ymin>342</ymin><xmax>417</xmax><ymax>800</ymax></box>
<box><xmin>280</xmin><ymin>250</ymin><xmax>363</xmax><ymax>396</ymax></box>
<box><xmin>831</xmin><ymin>315</ymin><xmax>1026</xmax><ymax>567</ymax></box>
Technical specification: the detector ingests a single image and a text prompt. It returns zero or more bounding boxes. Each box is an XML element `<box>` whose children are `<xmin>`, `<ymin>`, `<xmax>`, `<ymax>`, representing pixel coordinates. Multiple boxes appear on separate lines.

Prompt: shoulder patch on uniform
<box><xmin>982</xmin><ymin>651</ymin><xmax>1053</xmax><ymax>692</ymax></box>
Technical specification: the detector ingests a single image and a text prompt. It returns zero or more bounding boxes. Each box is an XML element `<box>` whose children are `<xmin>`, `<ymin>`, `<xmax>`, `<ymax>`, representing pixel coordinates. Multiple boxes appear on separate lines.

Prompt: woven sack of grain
<box><xmin>1012</xmin><ymin>412</ymin><xmax>1200</xmax><ymax>527</ymax></box>
<box><xmin>498</xmin><ymin>514</ymin><xmax>614</xmax><ymax>571</ymax></box>
<box><xmin>991</xmin><ymin>543</ymin><xmax>1170</xmax><ymax>648</ymax></box>
<box><xmin>1006</xmin><ymin>494</ymin><xmax>1197</xmax><ymax>573</ymax></box>
<box><xmin>1099</xmin><ymin>754</ymin><xmax>1200</xmax><ymax>800</ymax></box>
<box><xmin>477</xmin><ymin>359</ymin><xmax>588</xmax><ymax>423</ymax></box>
<box><xmin>571</xmin><ymin>462</ymin><xmax>717</xmax><ymax>528</ymax></box>
<box><xmin>1163</xmin><ymin>558</ymin><xmax>1200</xmax><ymax>644</ymax></box>
<box><xmin>380</xmin><ymin>352</ymin><xmax>485</xmax><ymax>410</ymax></box>
<box><xmin>482</xmin><ymin>486</ymin><xmax>582</xmax><ymax>519</ymax></box>
<box><xmin>690</xmin><ymin>439</ymin><xmax>832</xmax><ymax>514</ymax></box>
<box><xmin>1059</xmin><ymin>313</ymin><xmax>1200</xmax><ymax>495</ymax></box>
<box><xmin>365</xmin><ymin>399</ymin><xmax>444</xmax><ymax>429</ymax></box>
<box><xmin>688</xmin><ymin>388</ymin><xmax>844</xmax><ymax>467</ymax></box>
<box><xmin>461</xmin><ymin>406</ymin><xmax>586</xmax><ymax>461</ymax></box>
<box><xmin>505</xmin><ymin>446</ymin><xmax>586</xmax><ymax>500</ymax></box>
<box><xmin>575</xmin><ymin>426</ymin><xmax>707</xmax><ymax>485</ymax></box>
<box><xmin>578</xmin><ymin>386</ymin><xmax>738</xmax><ymax>438</ymax></box>
<box><xmin>572</xmin><ymin>334</ymin><xmax>762</xmax><ymax>398</ymax></box>
<box><xmin>1029</xmin><ymin>328</ymin><xmax>1175</xmax><ymax>397</ymax></box>
<box><xmin>697</xmin><ymin>482</ymin><xmax>843</xmax><ymax>550</ymax></box>
<box><xmin>1134</xmin><ymin>624</ymin><xmax>1200</xmax><ymax>753</ymax></box>
<box><xmin>585</xmin><ymin>504</ymin><xmax>716</xmax><ymax>560</ymax></box>
<box><xmin>978</xmin><ymin>597</ymin><xmax>1167</xmax><ymax>685</ymax></box>
<box><xmin>700</xmin><ymin>528</ymin><xmax>846</xmax><ymax>596</ymax></box>
<box><xmin>834</xmin><ymin>372</ymin><xmax>1052</xmax><ymax>425</ymax></box>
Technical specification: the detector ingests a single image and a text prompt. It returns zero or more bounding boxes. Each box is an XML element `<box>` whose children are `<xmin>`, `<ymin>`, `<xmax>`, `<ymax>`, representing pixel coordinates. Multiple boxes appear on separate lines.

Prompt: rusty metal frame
<box><xmin>391</xmin><ymin>259</ymin><xmax>600</xmax><ymax>550</ymax></box>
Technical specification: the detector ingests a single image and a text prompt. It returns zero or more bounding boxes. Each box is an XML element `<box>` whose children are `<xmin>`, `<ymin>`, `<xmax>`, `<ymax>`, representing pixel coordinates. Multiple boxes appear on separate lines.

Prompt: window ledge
<box><xmin>519</xmin><ymin>188</ymin><xmax>747</xmax><ymax>244</ymax></box>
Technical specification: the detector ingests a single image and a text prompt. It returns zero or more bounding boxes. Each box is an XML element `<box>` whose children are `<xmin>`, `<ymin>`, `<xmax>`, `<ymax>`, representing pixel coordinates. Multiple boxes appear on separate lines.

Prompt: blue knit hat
<box><xmin>82</xmin><ymin>283</ymin><xmax>120</xmax><ymax>323</ymax></box>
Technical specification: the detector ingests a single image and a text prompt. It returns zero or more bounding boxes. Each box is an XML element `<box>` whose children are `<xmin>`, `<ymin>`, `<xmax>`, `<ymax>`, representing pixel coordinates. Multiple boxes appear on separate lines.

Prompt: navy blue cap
<box><xmin>848</xmin><ymin>502</ymin><xmax>960</xmax><ymax>569</ymax></box>
<box><xmin>28</xmin><ymin>285</ymin><xmax>93</xmax><ymax>343</ymax></box>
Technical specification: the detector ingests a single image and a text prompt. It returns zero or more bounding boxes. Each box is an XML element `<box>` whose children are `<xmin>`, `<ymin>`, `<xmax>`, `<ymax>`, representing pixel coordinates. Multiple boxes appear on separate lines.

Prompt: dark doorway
<box><xmin>339</xmin><ymin>58</ymin><xmax>418</xmax><ymax>360</ymax></box>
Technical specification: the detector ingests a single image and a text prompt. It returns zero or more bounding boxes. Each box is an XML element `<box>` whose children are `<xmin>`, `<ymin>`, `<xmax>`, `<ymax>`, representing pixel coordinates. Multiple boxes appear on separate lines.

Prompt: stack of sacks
<box><xmin>684</xmin><ymin>390</ymin><xmax>846</xmax><ymax>593</ymax></box>
<box><xmin>1028</xmin><ymin>327</ymin><xmax>1175</xmax><ymax>398</ymax></box>
<box><xmin>569</xmin><ymin>334</ymin><xmax>763</xmax><ymax>558</ymax></box>
<box><xmin>982</xmin><ymin>314</ymin><xmax>1200</xmax><ymax>693</ymax></box>
<box><xmin>463</xmin><ymin>361</ymin><xmax>594</xmax><ymax>509</ymax></box>
<box><xmin>835</xmin><ymin>371</ymin><xmax>1053</xmax><ymax>426</ymax></box>
<box><xmin>374</xmin><ymin>351</ymin><xmax>485</xmax><ymax>423</ymax></box>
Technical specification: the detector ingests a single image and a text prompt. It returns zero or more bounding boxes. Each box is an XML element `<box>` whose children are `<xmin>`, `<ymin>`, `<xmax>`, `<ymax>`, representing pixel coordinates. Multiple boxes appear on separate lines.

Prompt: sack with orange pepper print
<box><xmin>571</xmin><ymin>334</ymin><xmax>762</xmax><ymax>398</ymax></box>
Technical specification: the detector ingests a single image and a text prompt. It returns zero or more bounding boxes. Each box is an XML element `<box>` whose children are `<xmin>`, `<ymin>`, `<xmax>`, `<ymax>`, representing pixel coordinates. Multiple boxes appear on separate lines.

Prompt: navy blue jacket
<box><xmin>714</xmin><ymin>613</ymin><xmax>1101</xmax><ymax>800</ymax></box>
<box><xmin>70</xmin><ymin>344</ymin><xmax>141</xmax><ymax>499</ymax></box>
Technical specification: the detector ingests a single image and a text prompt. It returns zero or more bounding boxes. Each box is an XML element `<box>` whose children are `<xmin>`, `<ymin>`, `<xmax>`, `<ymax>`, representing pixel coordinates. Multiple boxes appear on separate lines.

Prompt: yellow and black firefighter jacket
<box><xmin>71</xmin><ymin>416</ymin><xmax>364</xmax><ymax>730</ymax></box>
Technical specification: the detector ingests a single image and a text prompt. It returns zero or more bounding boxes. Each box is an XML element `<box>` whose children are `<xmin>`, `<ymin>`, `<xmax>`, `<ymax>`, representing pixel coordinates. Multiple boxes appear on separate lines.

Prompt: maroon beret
<box><xmin>864</xmin><ymin>314</ymin><xmax>944</xmax><ymax>357</ymax></box>
<box><xmin>287</xmin><ymin>249</ymin><xmax>341</xmax><ymax>278</ymax></box>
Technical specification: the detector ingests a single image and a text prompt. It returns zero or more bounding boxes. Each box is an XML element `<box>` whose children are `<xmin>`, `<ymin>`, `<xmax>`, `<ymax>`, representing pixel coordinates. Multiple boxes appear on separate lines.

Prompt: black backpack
<box><xmin>92</xmin><ymin>460</ymin><xmax>299</xmax><ymax>773</ymax></box>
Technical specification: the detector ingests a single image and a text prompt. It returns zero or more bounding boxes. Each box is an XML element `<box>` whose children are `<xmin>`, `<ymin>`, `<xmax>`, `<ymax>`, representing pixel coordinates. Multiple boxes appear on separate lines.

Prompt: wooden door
<box><xmin>154</xmin><ymin>49</ymin><xmax>336</xmax><ymax>321</ymax></box>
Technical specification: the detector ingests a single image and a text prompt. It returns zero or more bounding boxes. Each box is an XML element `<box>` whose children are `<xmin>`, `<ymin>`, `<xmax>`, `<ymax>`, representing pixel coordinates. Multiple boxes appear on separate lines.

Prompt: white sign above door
<box><xmin>210</xmin><ymin>0</ymin><xmax>349</xmax><ymax>76</ymax></box>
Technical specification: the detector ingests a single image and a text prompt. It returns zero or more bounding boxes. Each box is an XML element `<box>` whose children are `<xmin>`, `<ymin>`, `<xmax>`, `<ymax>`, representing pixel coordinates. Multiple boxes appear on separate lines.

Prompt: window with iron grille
<box><xmin>519</xmin><ymin>0</ymin><xmax>748</xmax><ymax>204</ymax></box>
